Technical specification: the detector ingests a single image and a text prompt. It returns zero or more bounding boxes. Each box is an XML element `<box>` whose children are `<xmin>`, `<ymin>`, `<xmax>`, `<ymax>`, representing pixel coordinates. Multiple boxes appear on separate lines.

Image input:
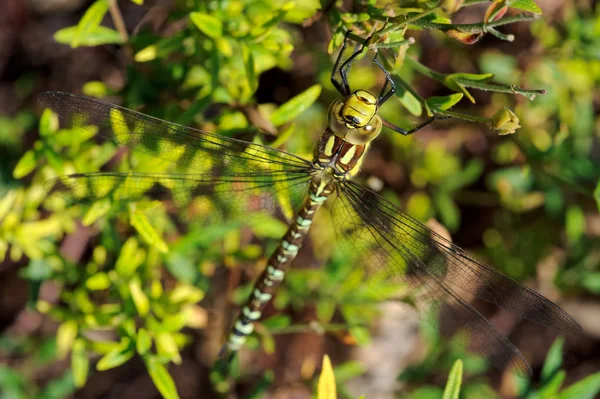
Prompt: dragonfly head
<box><xmin>328</xmin><ymin>90</ymin><xmax>382</xmax><ymax>145</ymax></box>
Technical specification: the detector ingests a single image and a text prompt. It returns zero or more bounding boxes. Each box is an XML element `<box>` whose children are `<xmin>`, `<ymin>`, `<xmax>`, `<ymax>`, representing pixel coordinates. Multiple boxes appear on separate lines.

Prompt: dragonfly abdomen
<box><xmin>226</xmin><ymin>175</ymin><xmax>336</xmax><ymax>352</ymax></box>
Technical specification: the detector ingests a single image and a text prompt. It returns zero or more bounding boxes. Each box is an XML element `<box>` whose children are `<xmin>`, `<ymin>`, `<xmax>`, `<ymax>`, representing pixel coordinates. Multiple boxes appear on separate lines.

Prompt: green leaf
<box><xmin>243</xmin><ymin>46</ymin><xmax>258</xmax><ymax>94</ymax></box>
<box><xmin>85</xmin><ymin>272</ymin><xmax>111</xmax><ymax>290</ymax></box>
<box><xmin>159</xmin><ymin>312</ymin><xmax>188</xmax><ymax>333</ymax></box>
<box><xmin>434</xmin><ymin>191</ymin><xmax>460</xmax><ymax>232</ymax></box>
<box><xmin>130</xmin><ymin>211</ymin><xmax>169</xmax><ymax>253</ymax></box>
<box><xmin>594</xmin><ymin>180</ymin><xmax>600</xmax><ymax>213</ymax></box>
<box><xmin>395</xmin><ymin>85</ymin><xmax>422</xmax><ymax>116</ymax></box>
<box><xmin>155</xmin><ymin>332</ymin><xmax>182</xmax><ymax>364</ymax></box>
<box><xmin>0</xmin><ymin>190</ymin><xmax>16</xmax><ymax>222</ymax></box>
<box><xmin>96</xmin><ymin>339</ymin><xmax>135</xmax><ymax>371</ymax></box>
<box><xmin>581</xmin><ymin>272</ymin><xmax>600</xmax><ymax>294</ymax></box>
<box><xmin>13</xmin><ymin>150</ymin><xmax>37</xmax><ymax>178</ymax></box>
<box><xmin>565</xmin><ymin>206</ymin><xmax>585</xmax><ymax>243</ymax></box>
<box><xmin>539</xmin><ymin>370</ymin><xmax>566</xmax><ymax>397</ymax></box>
<box><xmin>56</xmin><ymin>320</ymin><xmax>78</xmax><ymax>360</ymax></box>
<box><xmin>82</xmin><ymin>81</ymin><xmax>109</xmax><ymax>97</ymax></box>
<box><xmin>409</xmin><ymin>387</ymin><xmax>444</xmax><ymax>399</ymax></box>
<box><xmin>449</xmin><ymin>72</ymin><xmax>495</xmax><ymax>82</ymax></box>
<box><xmin>348</xmin><ymin>326</ymin><xmax>371</xmax><ymax>346</ymax></box>
<box><xmin>558</xmin><ymin>371</ymin><xmax>600</xmax><ymax>399</ymax></box>
<box><xmin>136</xmin><ymin>328</ymin><xmax>152</xmax><ymax>355</ymax></box>
<box><xmin>169</xmin><ymin>284</ymin><xmax>205</xmax><ymax>305</ymax></box>
<box><xmin>115</xmin><ymin>237</ymin><xmax>145</xmax><ymax>277</ymax></box>
<box><xmin>130</xmin><ymin>0</ymin><xmax>143</xmax><ymax>4</ymax></box>
<box><xmin>144</xmin><ymin>356</ymin><xmax>181</xmax><ymax>399</ymax></box>
<box><xmin>316</xmin><ymin>298</ymin><xmax>336</xmax><ymax>323</ymax></box>
<box><xmin>71</xmin><ymin>339</ymin><xmax>89</xmax><ymax>388</ymax></box>
<box><xmin>54</xmin><ymin>26</ymin><xmax>124</xmax><ymax>47</ymax></box>
<box><xmin>39</xmin><ymin>108</ymin><xmax>59</xmax><ymax>136</ymax></box>
<box><xmin>82</xmin><ymin>200</ymin><xmax>111</xmax><ymax>226</ymax></box>
<box><xmin>134</xmin><ymin>33</ymin><xmax>183</xmax><ymax>63</ymax></box>
<box><xmin>189</xmin><ymin>12</ymin><xmax>223</xmax><ymax>38</ymax></box>
<box><xmin>444</xmin><ymin>73</ymin><xmax>494</xmax><ymax>103</ymax></box>
<box><xmin>129</xmin><ymin>278</ymin><xmax>150</xmax><ymax>317</ymax></box>
<box><xmin>73</xmin><ymin>0</ymin><xmax>110</xmax><ymax>47</ymax></box>
<box><xmin>442</xmin><ymin>359</ymin><xmax>463</xmax><ymax>399</ymax></box>
<box><xmin>542</xmin><ymin>337</ymin><xmax>564</xmax><ymax>380</ymax></box>
<box><xmin>509</xmin><ymin>0</ymin><xmax>542</xmax><ymax>14</ymax></box>
<box><xmin>215</xmin><ymin>37</ymin><xmax>233</xmax><ymax>57</ymax></box>
<box><xmin>270</xmin><ymin>84</ymin><xmax>322</xmax><ymax>126</ymax></box>
<box><xmin>426</xmin><ymin>93</ymin><xmax>464</xmax><ymax>111</ymax></box>
<box><xmin>316</xmin><ymin>355</ymin><xmax>337</xmax><ymax>399</ymax></box>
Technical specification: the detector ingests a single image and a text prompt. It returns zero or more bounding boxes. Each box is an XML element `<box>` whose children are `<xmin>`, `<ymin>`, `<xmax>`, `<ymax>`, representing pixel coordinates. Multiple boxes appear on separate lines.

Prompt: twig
<box><xmin>108</xmin><ymin>0</ymin><xmax>129</xmax><ymax>43</ymax></box>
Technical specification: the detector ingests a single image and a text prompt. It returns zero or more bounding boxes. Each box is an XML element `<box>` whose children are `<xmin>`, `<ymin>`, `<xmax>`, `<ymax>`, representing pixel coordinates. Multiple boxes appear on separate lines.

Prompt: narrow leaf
<box><xmin>426</xmin><ymin>93</ymin><xmax>464</xmax><ymax>111</ymax></box>
<box><xmin>542</xmin><ymin>337</ymin><xmax>564</xmax><ymax>380</ymax></box>
<box><xmin>594</xmin><ymin>180</ymin><xmax>600</xmax><ymax>213</ymax></box>
<box><xmin>510</xmin><ymin>0</ymin><xmax>542</xmax><ymax>14</ymax></box>
<box><xmin>115</xmin><ymin>237</ymin><xmax>145</xmax><ymax>277</ymax></box>
<box><xmin>449</xmin><ymin>72</ymin><xmax>495</xmax><ymax>82</ymax></box>
<box><xmin>145</xmin><ymin>356</ymin><xmax>181</xmax><ymax>399</ymax></box>
<box><xmin>442</xmin><ymin>359</ymin><xmax>463</xmax><ymax>399</ymax></box>
<box><xmin>56</xmin><ymin>320</ymin><xmax>78</xmax><ymax>359</ymax></box>
<box><xmin>317</xmin><ymin>355</ymin><xmax>337</xmax><ymax>399</ymax></box>
<box><xmin>129</xmin><ymin>278</ymin><xmax>150</xmax><ymax>317</ymax></box>
<box><xmin>395</xmin><ymin>84</ymin><xmax>422</xmax><ymax>116</ymax></box>
<box><xmin>13</xmin><ymin>150</ymin><xmax>37</xmax><ymax>178</ymax></box>
<box><xmin>136</xmin><ymin>328</ymin><xmax>152</xmax><ymax>355</ymax></box>
<box><xmin>85</xmin><ymin>272</ymin><xmax>111</xmax><ymax>290</ymax></box>
<box><xmin>74</xmin><ymin>0</ymin><xmax>110</xmax><ymax>47</ymax></box>
<box><xmin>71</xmin><ymin>338</ymin><xmax>89</xmax><ymax>388</ymax></box>
<box><xmin>130</xmin><ymin>211</ymin><xmax>169</xmax><ymax>253</ymax></box>
<box><xmin>270</xmin><ymin>84</ymin><xmax>322</xmax><ymax>126</ymax></box>
<box><xmin>54</xmin><ymin>26</ymin><xmax>124</xmax><ymax>47</ymax></box>
<box><xmin>82</xmin><ymin>200</ymin><xmax>111</xmax><ymax>226</ymax></box>
<box><xmin>39</xmin><ymin>108</ymin><xmax>59</xmax><ymax>136</ymax></box>
<box><xmin>96</xmin><ymin>340</ymin><xmax>135</xmax><ymax>371</ymax></box>
<box><xmin>156</xmin><ymin>332</ymin><xmax>182</xmax><ymax>364</ymax></box>
<box><xmin>189</xmin><ymin>12</ymin><xmax>222</xmax><ymax>38</ymax></box>
<box><xmin>558</xmin><ymin>371</ymin><xmax>600</xmax><ymax>399</ymax></box>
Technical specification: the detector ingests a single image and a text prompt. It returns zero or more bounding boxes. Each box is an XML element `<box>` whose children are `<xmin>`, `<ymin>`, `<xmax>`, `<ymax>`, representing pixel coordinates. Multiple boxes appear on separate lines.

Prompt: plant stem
<box><xmin>108</xmin><ymin>0</ymin><xmax>129</xmax><ymax>43</ymax></box>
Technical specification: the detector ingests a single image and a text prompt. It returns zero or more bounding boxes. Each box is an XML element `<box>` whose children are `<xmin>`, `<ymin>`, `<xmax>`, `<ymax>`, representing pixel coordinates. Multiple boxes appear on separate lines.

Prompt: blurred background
<box><xmin>0</xmin><ymin>0</ymin><xmax>599</xmax><ymax>398</ymax></box>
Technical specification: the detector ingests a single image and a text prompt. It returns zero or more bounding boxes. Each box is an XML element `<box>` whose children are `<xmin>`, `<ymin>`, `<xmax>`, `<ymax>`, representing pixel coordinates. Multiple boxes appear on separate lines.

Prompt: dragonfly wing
<box><xmin>41</xmin><ymin>91</ymin><xmax>315</xmax><ymax>222</ymax></box>
<box><xmin>39</xmin><ymin>91</ymin><xmax>313</xmax><ymax>175</ymax></box>
<box><xmin>332</xmin><ymin>181</ymin><xmax>581</xmax><ymax>375</ymax></box>
<box><xmin>46</xmin><ymin>171</ymin><xmax>312</xmax><ymax>224</ymax></box>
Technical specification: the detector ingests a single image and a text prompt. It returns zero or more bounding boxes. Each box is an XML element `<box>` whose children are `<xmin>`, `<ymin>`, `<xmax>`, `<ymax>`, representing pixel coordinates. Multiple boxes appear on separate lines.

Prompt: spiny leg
<box><xmin>331</xmin><ymin>31</ymin><xmax>351</xmax><ymax>96</ymax></box>
<box><xmin>373</xmin><ymin>53</ymin><xmax>396</xmax><ymax>106</ymax></box>
<box><xmin>339</xmin><ymin>35</ymin><xmax>372</xmax><ymax>95</ymax></box>
<box><xmin>382</xmin><ymin>115</ymin><xmax>451</xmax><ymax>136</ymax></box>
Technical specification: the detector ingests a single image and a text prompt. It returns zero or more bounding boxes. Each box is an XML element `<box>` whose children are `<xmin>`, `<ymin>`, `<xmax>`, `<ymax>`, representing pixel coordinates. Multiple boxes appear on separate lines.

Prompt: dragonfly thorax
<box><xmin>328</xmin><ymin>90</ymin><xmax>382</xmax><ymax>145</ymax></box>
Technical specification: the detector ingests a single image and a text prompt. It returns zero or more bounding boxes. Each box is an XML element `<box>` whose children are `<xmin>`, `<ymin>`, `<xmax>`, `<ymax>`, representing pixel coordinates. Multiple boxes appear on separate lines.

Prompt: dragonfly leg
<box><xmin>339</xmin><ymin>36</ymin><xmax>371</xmax><ymax>95</ymax></box>
<box><xmin>373</xmin><ymin>53</ymin><xmax>396</xmax><ymax>106</ymax></box>
<box><xmin>382</xmin><ymin>115</ymin><xmax>451</xmax><ymax>136</ymax></box>
<box><xmin>331</xmin><ymin>31</ymin><xmax>351</xmax><ymax>96</ymax></box>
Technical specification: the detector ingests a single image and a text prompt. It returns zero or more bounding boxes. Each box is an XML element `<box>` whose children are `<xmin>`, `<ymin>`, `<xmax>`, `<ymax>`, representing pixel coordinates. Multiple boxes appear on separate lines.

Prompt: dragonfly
<box><xmin>41</xmin><ymin>34</ymin><xmax>581</xmax><ymax>377</ymax></box>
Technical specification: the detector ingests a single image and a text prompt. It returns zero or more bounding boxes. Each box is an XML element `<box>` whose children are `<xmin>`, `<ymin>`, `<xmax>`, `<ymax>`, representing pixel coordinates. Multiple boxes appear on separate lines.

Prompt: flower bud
<box><xmin>492</xmin><ymin>107</ymin><xmax>520</xmax><ymax>135</ymax></box>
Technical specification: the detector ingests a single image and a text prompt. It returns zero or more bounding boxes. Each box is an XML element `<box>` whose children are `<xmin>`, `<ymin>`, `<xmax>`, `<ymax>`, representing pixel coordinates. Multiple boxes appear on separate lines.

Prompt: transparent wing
<box><xmin>45</xmin><ymin>171</ymin><xmax>312</xmax><ymax>224</ymax></box>
<box><xmin>331</xmin><ymin>181</ymin><xmax>582</xmax><ymax>375</ymax></box>
<box><xmin>40</xmin><ymin>91</ymin><xmax>316</xmax><ymax>221</ymax></box>
<box><xmin>39</xmin><ymin>91</ymin><xmax>313</xmax><ymax>175</ymax></box>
